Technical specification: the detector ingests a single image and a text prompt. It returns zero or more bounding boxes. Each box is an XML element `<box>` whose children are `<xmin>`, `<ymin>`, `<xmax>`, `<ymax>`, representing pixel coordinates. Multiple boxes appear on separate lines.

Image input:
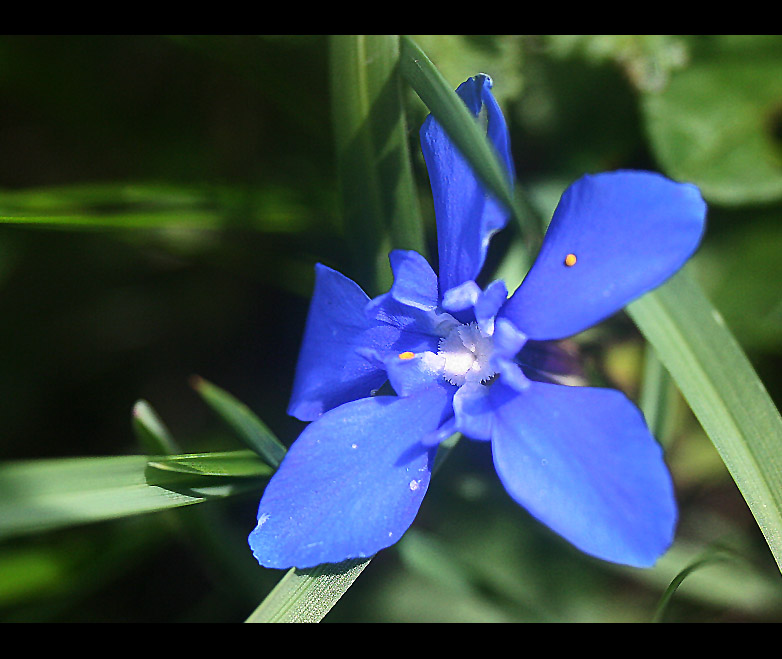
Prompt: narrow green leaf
<box><xmin>638</xmin><ymin>344</ymin><xmax>679</xmax><ymax>446</ymax></box>
<box><xmin>191</xmin><ymin>376</ymin><xmax>286</xmax><ymax>469</ymax></box>
<box><xmin>399</xmin><ymin>34</ymin><xmax>544</xmax><ymax>248</ymax></box>
<box><xmin>652</xmin><ymin>549</ymin><xmax>734</xmax><ymax>622</ymax></box>
<box><xmin>245</xmin><ymin>558</ymin><xmax>370</xmax><ymax>623</ymax></box>
<box><xmin>329</xmin><ymin>34</ymin><xmax>426</xmax><ymax>296</ymax></box>
<box><xmin>628</xmin><ymin>269</ymin><xmax>782</xmax><ymax>572</ymax></box>
<box><xmin>0</xmin><ymin>455</ymin><xmax>262</xmax><ymax>539</ymax></box>
<box><xmin>132</xmin><ymin>399</ymin><xmax>180</xmax><ymax>456</ymax></box>
<box><xmin>148</xmin><ymin>450</ymin><xmax>273</xmax><ymax>478</ymax></box>
<box><xmin>0</xmin><ymin>182</ymin><xmax>320</xmax><ymax>233</ymax></box>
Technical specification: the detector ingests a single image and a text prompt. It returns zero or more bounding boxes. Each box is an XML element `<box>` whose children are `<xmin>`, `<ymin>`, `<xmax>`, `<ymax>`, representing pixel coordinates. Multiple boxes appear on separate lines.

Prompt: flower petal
<box><xmin>489</xmin><ymin>380</ymin><xmax>677</xmax><ymax>567</ymax></box>
<box><xmin>386</xmin><ymin>249</ymin><xmax>439</xmax><ymax>311</ymax></box>
<box><xmin>473</xmin><ymin>280</ymin><xmax>509</xmax><ymax>335</ymax></box>
<box><xmin>501</xmin><ymin>171</ymin><xmax>707</xmax><ymax>340</ymax></box>
<box><xmin>452</xmin><ymin>382</ymin><xmax>494</xmax><ymax>441</ymax></box>
<box><xmin>442</xmin><ymin>279</ymin><xmax>509</xmax><ymax>337</ymax></box>
<box><xmin>383</xmin><ymin>350</ymin><xmax>450</xmax><ymax>398</ymax></box>
<box><xmin>420</xmin><ymin>74</ymin><xmax>515</xmax><ymax>293</ymax></box>
<box><xmin>288</xmin><ymin>264</ymin><xmax>401</xmax><ymax>421</ymax></box>
<box><xmin>249</xmin><ymin>386</ymin><xmax>453</xmax><ymax>569</ymax></box>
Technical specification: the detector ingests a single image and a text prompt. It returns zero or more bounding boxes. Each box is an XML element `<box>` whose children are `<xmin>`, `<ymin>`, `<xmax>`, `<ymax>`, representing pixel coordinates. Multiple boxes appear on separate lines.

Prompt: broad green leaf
<box><xmin>244</xmin><ymin>558</ymin><xmax>370</xmax><ymax>623</ymax></box>
<box><xmin>642</xmin><ymin>50</ymin><xmax>782</xmax><ymax>205</ymax></box>
<box><xmin>190</xmin><ymin>376</ymin><xmax>286</xmax><ymax>469</ymax></box>
<box><xmin>628</xmin><ymin>270</ymin><xmax>782</xmax><ymax>572</ymax></box>
<box><xmin>148</xmin><ymin>450</ymin><xmax>272</xmax><ymax>478</ymax></box>
<box><xmin>329</xmin><ymin>34</ymin><xmax>425</xmax><ymax>296</ymax></box>
<box><xmin>0</xmin><ymin>455</ymin><xmax>262</xmax><ymax>539</ymax></box>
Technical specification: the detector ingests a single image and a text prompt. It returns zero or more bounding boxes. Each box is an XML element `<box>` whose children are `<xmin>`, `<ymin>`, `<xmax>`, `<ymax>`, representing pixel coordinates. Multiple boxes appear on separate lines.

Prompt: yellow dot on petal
<box><xmin>398</xmin><ymin>351</ymin><xmax>415</xmax><ymax>360</ymax></box>
<box><xmin>564</xmin><ymin>253</ymin><xmax>577</xmax><ymax>267</ymax></box>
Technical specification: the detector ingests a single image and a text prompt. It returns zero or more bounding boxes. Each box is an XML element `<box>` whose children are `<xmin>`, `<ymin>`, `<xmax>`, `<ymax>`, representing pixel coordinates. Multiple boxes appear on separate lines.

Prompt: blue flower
<box><xmin>249</xmin><ymin>75</ymin><xmax>707</xmax><ymax>570</ymax></box>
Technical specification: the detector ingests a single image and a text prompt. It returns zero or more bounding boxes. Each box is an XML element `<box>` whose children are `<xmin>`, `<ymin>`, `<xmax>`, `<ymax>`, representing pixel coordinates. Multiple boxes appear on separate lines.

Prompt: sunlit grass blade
<box><xmin>628</xmin><ymin>269</ymin><xmax>782</xmax><ymax>572</ymax></box>
<box><xmin>0</xmin><ymin>455</ymin><xmax>262</xmax><ymax>539</ymax></box>
<box><xmin>132</xmin><ymin>399</ymin><xmax>180</xmax><ymax>456</ymax></box>
<box><xmin>244</xmin><ymin>558</ymin><xmax>370</xmax><ymax>623</ymax></box>
<box><xmin>148</xmin><ymin>450</ymin><xmax>273</xmax><ymax>478</ymax></box>
<box><xmin>190</xmin><ymin>376</ymin><xmax>286</xmax><ymax>469</ymax></box>
<box><xmin>329</xmin><ymin>35</ymin><xmax>426</xmax><ymax>296</ymax></box>
<box><xmin>0</xmin><ymin>182</ymin><xmax>320</xmax><ymax>233</ymax></box>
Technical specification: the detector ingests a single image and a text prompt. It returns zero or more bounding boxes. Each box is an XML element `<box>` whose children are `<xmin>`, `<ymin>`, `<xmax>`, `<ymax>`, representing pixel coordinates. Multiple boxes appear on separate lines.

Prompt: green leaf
<box><xmin>638</xmin><ymin>344</ymin><xmax>679</xmax><ymax>447</ymax></box>
<box><xmin>148</xmin><ymin>450</ymin><xmax>273</xmax><ymax>478</ymax></box>
<box><xmin>652</xmin><ymin>548</ymin><xmax>734</xmax><ymax>622</ymax></box>
<box><xmin>628</xmin><ymin>269</ymin><xmax>782</xmax><ymax>572</ymax></box>
<box><xmin>409</xmin><ymin>35</ymin><xmax>525</xmax><ymax>106</ymax></box>
<box><xmin>190</xmin><ymin>376</ymin><xmax>287</xmax><ymax>469</ymax></box>
<box><xmin>642</xmin><ymin>49</ymin><xmax>782</xmax><ymax>205</ymax></box>
<box><xmin>244</xmin><ymin>558</ymin><xmax>370</xmax><ymax>623</ymax></box>
<box><xmin>329</xmin><ymin>35</ymin><xmax>425</xmax><ymax>296</ymax></box>
<box><xmin>0</xmin><ymin>455</ymin><xmax>263</xmax><ymax>540</ymax></box>
<box><xmin>0</xmin><ymin>182</ymin><xmax>323</xmax><ymax>233</ymax></box>
<box><xmin>132</xmin><ymin>399</ymin><xmax>180</xmax><ymax>456</ymax></box>
<box><xmin>399</xmin><ymin>35</ymin><xmax>543</xmax><ymax>248</ymax></box>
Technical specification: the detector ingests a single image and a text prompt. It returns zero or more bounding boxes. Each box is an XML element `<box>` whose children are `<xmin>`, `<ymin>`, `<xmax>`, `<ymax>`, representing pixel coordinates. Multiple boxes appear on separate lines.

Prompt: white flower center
<box><xmin>438</xmin><ymin>322</ymin><xmax>497</xmax><ymax>386</ymax></box>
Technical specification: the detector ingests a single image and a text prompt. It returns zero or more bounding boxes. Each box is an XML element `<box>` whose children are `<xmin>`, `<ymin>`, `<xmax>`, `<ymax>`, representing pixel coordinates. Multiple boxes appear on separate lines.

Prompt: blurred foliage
<box><xmin>1</xmin><ymin>35</ymin><xmax>781</xmax><ymax>622</ymax></box>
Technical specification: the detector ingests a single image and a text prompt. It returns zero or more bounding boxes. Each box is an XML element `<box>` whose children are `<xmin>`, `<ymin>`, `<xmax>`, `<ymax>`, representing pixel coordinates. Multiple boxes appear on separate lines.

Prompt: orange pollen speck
<box><xmin>398</xmin><ymin>351</ymin><xmax>415</xmax><ymax>360</ymax></box>
<box><xmin>564</xmin><ymin>253</ymin><xmax>577</xmax><ymax>267</ymax></box>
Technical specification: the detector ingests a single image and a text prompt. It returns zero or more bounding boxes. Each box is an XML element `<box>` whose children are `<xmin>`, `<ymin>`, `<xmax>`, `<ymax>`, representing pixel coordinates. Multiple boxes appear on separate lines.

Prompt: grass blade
<box><xmin>0</xmin><ymin>182</ymin><xmax>319</xmax><ymax>233</ymax></box>
<box><xmin>148</xmin><ymin>450</ymin><xmax>272</xmax><ymax>478</ymax></box>
<box><xmin>330</xmin><ymin>35</ymin><xmax>426</xmax><ymax>296</ymax></box>
<box><xmin>399</xmin><ymin>35</ymin><xmax>543</xmax><ymax>247</ymax></box>
<box><xmin>0</xmin><ymin>455</ymin><xmax>262</xmax><ymax>539</ymax></box>
<box><xmin>652</xmin><ymin>549</ymin><xmax>734</xmax><ymax>622</ymax></box>
<box><xmin>132</xmin><ymin>399</ymin><xmax>180</xmax><ymax>455</ymax></box>
<box><xmin>190</xmin><ymin>376</ymin><xmax>286</xmax><ymax>469</ymax></box>
<box><xmin>245</xmin><ymin>558</ymin><xmax>370</xmax><ymax>623</ymax></box>
<box><xmin>628</xmin><ymin>269</ymin><xmax>782</xmax><ymax>572</ymax></box>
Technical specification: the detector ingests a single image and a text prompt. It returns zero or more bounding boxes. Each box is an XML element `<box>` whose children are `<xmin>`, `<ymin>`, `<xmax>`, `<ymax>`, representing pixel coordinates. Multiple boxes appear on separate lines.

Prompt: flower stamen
<box><xmin>564</xmin><ymin>253</ymin><xmax>577</xmax><ymax>267</ymax></box>
<box><xmin>398</xmin><ymin>351</ymin><xmax>415</xmax><ymax>360</ymax></box>
<box><xmin>438</xmin><ymin>322</ymin><xmax>497</xmax><ymax>386</ymax></box>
